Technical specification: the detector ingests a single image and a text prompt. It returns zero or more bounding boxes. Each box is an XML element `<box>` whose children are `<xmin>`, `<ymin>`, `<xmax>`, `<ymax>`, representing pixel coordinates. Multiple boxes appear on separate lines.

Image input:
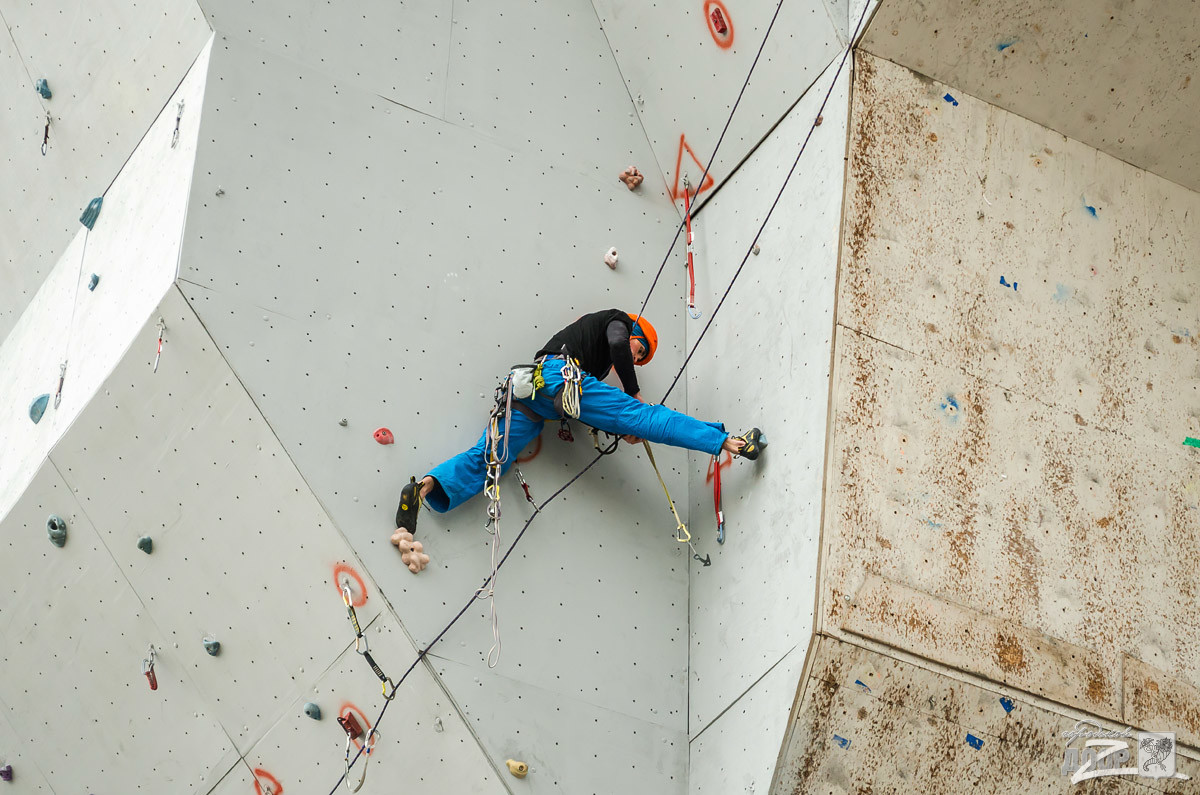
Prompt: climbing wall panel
<box><xmin>688</xmin><ymin>647</ymin><xmax>806</xmax><ymax>794</ymax></box>
<box><xmin>0</xmin><ymin>0</ymin><xmax>210</xmax><ymax>341</ymax></box>
<box><xmin>682</xmin><ymin>54</ymin><xmax>849</xmax><ymax>765</ymax></box>
<box><xmin>48</xmin><ymin>287</ymin><xmax>389</xmax><ymax>755</ymax></box>
<box><xmin>195</xmin><ymin>0</ymin><xmax>452</xmax><ymax>116</ymax></box>
<box><xmin>861</xmin><ymin>0</ymin><xmax>1200</xmax><ymax>194</ymax></box>
<box><xmin>0</xmin><ymin>459</ymin><xmax>239</xmax><ymax>792</ymax></box>
<box><xmin>243</xmin><ymin>614</ymin><xmax>508</xmax><ymax>795</ymax></box>
<box><xmin>179</xmin><ymin>23</ymin><xmax>696</xmax><ymax>786</ymax></box>
<box><xmin>0</xmin><ymin>706</ymin><xmax>52</xmax><ymax>791</ymax></box>
<box><xmin>591</xmin><ymin>0</ymin><xmax>843</xmax><ymax>207</ymax></box>
<box><xmin>0</xmin><ymin>39</ymin><xmax>210</xmax><ymax>524</ymax></box>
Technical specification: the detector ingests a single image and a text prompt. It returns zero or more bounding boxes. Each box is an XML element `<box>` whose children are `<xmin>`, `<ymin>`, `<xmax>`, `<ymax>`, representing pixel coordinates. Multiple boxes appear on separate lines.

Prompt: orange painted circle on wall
<box><xmin>252</xmin><ymin>768</ymin><xmax>283</xmax><ymax>795</ymax></box>
<box><xmin>704</xmin><ymin>0</ymin><xmax>735</xmax><ymax>48</ymax></box>
<box><xmin>516</xmin><ymin>435</ymin><xmax>542</xmax><ymax>463</ymax></box>
<box><xmin>333</xmin><ymin>563</ymin><xmax>368</xmax><ymax>607</ymax></box>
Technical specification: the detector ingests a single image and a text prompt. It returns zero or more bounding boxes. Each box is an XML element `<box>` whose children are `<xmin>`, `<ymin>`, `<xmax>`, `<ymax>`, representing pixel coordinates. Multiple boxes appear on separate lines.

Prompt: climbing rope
<box><xmin>642</xmin><ymin>441</ymin><xmax>710</xmax><ymax>566</ymax></box>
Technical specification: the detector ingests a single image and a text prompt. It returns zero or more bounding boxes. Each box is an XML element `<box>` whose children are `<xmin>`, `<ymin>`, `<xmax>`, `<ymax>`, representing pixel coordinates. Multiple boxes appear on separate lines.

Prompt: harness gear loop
<box><xmin>641</xmin><ymin>441</ymin><xmax>690</xmax><ymax>544</ymax></box>
<box><xmin>558</xmin><ymin>356</ymin><xmax>583</xmax><ymax>419</ymax></box>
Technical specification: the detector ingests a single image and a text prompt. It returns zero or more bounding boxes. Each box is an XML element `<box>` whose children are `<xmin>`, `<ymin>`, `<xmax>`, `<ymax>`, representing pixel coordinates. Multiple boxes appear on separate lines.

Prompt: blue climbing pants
<box><xmin>424</xmin><ymin>357</ymin><xmax>729</xmax><ymax>513</ymax></box>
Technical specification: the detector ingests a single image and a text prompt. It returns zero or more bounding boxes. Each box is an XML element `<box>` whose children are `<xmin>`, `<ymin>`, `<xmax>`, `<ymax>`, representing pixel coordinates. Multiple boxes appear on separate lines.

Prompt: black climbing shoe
<box><xmin>395</xmin><ymin>476</ymin><xmax>422</xmax><ymax>534</ymax></box>
<box><xmin>733</xmin><ymin>428</ymin><xmax>767</xmax><ymax>460</ymax></box>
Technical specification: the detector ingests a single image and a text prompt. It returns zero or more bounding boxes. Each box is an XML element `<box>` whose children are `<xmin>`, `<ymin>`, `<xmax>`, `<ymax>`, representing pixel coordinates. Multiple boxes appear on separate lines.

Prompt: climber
<box><xmin>391</xmin><ymin>309</ymin><xmax>765</xmax><ymax>572</ymax></box>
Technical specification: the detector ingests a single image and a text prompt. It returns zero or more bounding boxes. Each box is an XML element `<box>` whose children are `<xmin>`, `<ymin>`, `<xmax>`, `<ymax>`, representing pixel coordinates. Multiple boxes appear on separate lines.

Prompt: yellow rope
<box><xmin>642</xmin><ymin>441</ymin><xmax>690</xmax><ymax>543</ymax></box>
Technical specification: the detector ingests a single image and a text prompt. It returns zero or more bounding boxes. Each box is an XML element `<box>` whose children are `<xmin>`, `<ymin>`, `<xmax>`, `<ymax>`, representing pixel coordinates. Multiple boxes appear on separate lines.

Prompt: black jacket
<box><xmin>536</xmin><ymin>309</ymin><xmax>640</xmax><ymax>395</ymax></box>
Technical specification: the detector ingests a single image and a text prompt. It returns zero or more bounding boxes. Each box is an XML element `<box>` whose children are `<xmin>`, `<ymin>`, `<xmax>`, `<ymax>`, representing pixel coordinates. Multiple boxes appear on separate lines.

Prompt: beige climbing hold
<box><xmin>618</xmin><ymin>166</ymin><xmax>643</xmax><ymax>191</ymax></box>
<box><xmin>391</xmin><ymin>529</ymin><xmax>430</xmax><ymax>573</ymax></box>
<box><xmin>506</xmin><ymin>759</ymin><xmax>529</xmax><ymax>779</ymax></box>
<box><xmin>604</xmin><ymin>247</ymin><xmax>619</xmax><ymax>269</ymax></box>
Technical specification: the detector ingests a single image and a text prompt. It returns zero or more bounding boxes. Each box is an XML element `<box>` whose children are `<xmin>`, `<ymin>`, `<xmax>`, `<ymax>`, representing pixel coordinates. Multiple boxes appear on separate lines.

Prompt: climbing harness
<box><xmin>683</xmin><ymin>178</ymin><xmax>701</xmax><ymax>320</ymax></box>
<box><xmin>341</xmin><ymin>581</ymin><xmax>397</xmax><ymax>700</ymax></box>
<box><xmin>53</xmin><ymin>361</ymin><xmax>67</xmax><ymax>409</ymax></box>
<box><xmin>713</xmin><ymin>454</ymin><xmax>725</xmax><ymax>544</ymax></box>
<box><xmin>142</xmin><ymin>644</ymin><xmax>158</xmax><ymax>691</ymax></box>
<box><xmin>642</xmin><ymin>441</ymin><xmax>710</xmax><ymax>566</ymax></box>
<box><xmin>170</xmin><ymin>100</ymin><xmax>184</xmax><ymax>148</ymax></box>
<box><xmin>153</xmin><ymin>317</ymin><xmax>166</xmax><ymax>373</ymax></box>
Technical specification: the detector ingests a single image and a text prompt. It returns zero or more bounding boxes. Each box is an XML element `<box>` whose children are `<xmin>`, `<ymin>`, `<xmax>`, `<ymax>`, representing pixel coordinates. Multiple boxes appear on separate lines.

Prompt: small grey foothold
<box><xmin>215</xmin><ymin>187</ymin><xmax>225</xmax><ymax>196</ymax></box>
<box><xmin>46</xmin><ymin>515</ymin><xmax>68</xmax><ymax>547</ymax></box>
<box><xmin>88</xmin><ymin>273</ymin><xmax>100</xmax><ymax>291</ymax></box>
<box><xmin>137</xmin><ymin>536</ymin><xmax>153</xmax><ymax>554</ymax></box>
<box><xmin>203</xmin><ymin>637</ymin><xmax>221</xmax><ymax>656</ymax></box>
<box><xmin>752</xmin><ymin>244</ymin><xmax>761</xmax><ymax>255</ymax></box>
<box><xmin>303</xmin><ymin>702</ymin><xmax>322</xmax><ymax>720</ymax></box>
<box><xmin>339</xmin><ymin>418</ymin><xmax>348</xmax><ymax>426</ymax></box>
<box><xmin>434</xmin><ymin>717</ymin><xmax>444</xmax><ymax>733</ymax></box>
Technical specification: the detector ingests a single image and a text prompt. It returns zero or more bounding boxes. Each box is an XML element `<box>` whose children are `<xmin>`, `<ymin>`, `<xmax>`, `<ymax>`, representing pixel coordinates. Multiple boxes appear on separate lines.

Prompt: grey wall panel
<box><xmin>684</xmin><ymin>58</ymin><xmax>849</xmax><ymax>739</ymax></box>
<box><xmin>0</xmin><ymin>459</ymin><xmax>239</xmax><ymax>792</ymax></box>
<box><xmin>177</xmin><ymin>29</ymin><xmax>696</xmax><ymax>780</ymax></box>
<box><xmin>862</xmin><ymin>0</ymin><xmax>1200</xmax><ymax>194</ymax></box>
<box><xmin>434</xmin><ymin>654</ymin><xmax>689</xmax><ymax>795</ymax></box>
<box><xmin>0</xmin><ymin>0</ymin><xmax>210</xmax><ymax>342</ymax></box>
<box><xmin>0</xmin><ymin>38</ymin><xmax>209</xmax><ymax>522</ymax></box>
<box><xmin>443</xmin><ymin>0</ymin><xmax>667</xmax><ymax>187</ymax></box>
<box><xmin>689</xmin><ymin>647</ymin><xmax>805</xmax><ymax>795</ymax></box>
<box><xmin>591</xmin><ymin>0</ymin><xmax>842</xmax><ymax>205</ymax></box>
<box><xmin>243</xmin><ymin>613</ymin><xmax>509</xmax><ymax>795</ymax></box>
<box><xmin>49</xmin><ymin>287</ymin><xmax>390</xmax><ymax>754</ymax></box>
<box><xmin>196</xmin><ymin>0</ymin><xmax>453</xmax><ymax>116</ymax></box>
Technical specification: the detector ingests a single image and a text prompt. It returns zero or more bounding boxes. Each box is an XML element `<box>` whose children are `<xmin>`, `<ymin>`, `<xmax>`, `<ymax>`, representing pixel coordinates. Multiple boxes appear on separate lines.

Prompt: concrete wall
<box><xmin>772</xmin><ymin>49</ymin><xmax>1200</xmax><ymax>792</ymax></box>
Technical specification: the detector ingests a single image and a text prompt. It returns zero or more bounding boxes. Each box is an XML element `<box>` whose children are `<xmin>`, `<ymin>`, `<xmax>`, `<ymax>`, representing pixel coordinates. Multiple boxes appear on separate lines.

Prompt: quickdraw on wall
<box><xmin>683</xmin><ymin>177</ymin><xmax>701</xmax><ymax>320</ymax></box>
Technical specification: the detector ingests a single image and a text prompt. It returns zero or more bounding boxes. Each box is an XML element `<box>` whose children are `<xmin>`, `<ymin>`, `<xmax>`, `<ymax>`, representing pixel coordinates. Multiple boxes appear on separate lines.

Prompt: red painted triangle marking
<box><xmin>670</xmin><ymin>133</ymin><xmax>716</xmax><ymax>200</ymax></box>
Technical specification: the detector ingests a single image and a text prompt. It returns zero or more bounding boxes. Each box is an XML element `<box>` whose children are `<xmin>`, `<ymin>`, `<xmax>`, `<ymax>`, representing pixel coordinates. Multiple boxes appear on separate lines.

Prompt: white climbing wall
<box><xmin>683</xmin><ymin>56</ymin><xmax>851</xmax><ymax>793</ymax></box>
<box><xmin>0</xmin><ymin>0</ymin><xmax>210</xmax><ymax>341</ymax></box>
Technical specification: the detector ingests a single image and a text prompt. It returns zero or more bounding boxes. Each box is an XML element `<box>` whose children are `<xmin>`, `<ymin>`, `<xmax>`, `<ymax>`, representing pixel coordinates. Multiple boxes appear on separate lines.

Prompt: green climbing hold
<box><xmin>46</xmin><ymin>515</ymin><xmax>68</xmax><ymax>547</ymax></box>
<box><xmin>35</xmin><ymin>78</ymin><xmax>51</xmax><ymax>99</ymax></box>
<box><xmin>137</xmin><ymin>536</ymin><xmax>153</xmax><ymax>554</ymax></box>
<box><xmin>80</xmin><ymin>197</ymin><xmax>103</xmax><ymax>230</ymax></box>
<box><xmin>203</xmin><ymin>637</ymin><xmax>221</xmax><ymax>656</ymax></box>
<box><xmin>29</xmin><ymin>393</ymin><xmax>50</xmax><ymax>424</ymax></box>
<box><xmin>1185</xmin><ymin>437</ymin><xmax>1200</xmax><ymax>449</ymax></box>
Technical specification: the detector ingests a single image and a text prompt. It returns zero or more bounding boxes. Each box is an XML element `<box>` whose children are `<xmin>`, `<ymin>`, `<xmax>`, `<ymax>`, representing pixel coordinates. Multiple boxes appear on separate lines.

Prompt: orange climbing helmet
<box><xmin>627</xmin><ymin>312</ymin><xmax>658</xmax><ymax>366</ymax></box>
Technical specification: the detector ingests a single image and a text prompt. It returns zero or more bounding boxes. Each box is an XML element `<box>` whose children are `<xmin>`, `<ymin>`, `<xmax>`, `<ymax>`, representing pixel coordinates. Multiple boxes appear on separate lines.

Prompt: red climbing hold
<box><xmin>373</xmin><ymin>428</ymin><xmax>394</xmax><ymax>445</ymax></box>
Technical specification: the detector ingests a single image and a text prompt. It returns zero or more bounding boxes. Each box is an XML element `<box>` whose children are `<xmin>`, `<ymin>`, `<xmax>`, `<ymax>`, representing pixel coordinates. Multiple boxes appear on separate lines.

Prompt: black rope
<box><xmin>660</xmin><ymin>2</ymin><xmax>872</xmax><ymax>405</ymax></box>
<box><xmin>635</xmin><ymin>0</ymin><xmax>787</xmax><ymax>322</ymax></box>
<box><xmin>326</xmin><ymin>453</ymin><xmax>605</xmax><ymax>795</ymax></box>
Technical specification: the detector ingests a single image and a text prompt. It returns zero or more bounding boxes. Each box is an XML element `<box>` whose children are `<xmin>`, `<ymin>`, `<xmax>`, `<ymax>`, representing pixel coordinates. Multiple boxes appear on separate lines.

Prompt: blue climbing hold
<box><xmin>833</xmin><ymin>734</ymin><xmax>851</xmax><ymax>749</ymax></box>
<box><xmin>46</xmin><ymin>515</ymin><xmax>68</xmax><ymax>547</ymax></box>
<box><xmin>137</xmin><ymin>536</ymin><xmax>153</xmax><ymax>554</ymax></box>
<box><xmin>35</xmin><ymin>78</ymin><xmax>51</xmax><ymax>99</ymax></box>
<box><xmin>88</xmin><ymin>273</ymin><xmax>99</xmax><ymax>291</ymax></box>
<box><xmin>29</xmin><ymin>393</ymin><xmax>50</xmax><ymax>424</ymax></box>
<box><xmin>999</xmin><ymin>696</ymin><xmax>1015</xmax><ymax>713</ymax></box>
<box><xmin>304</xmin><ymin>702</ymin><xmax>322</xmax><ymax>720</ymax></box>
<box><xmin>80</xmin><ymin>197</ymin><xmax>103</xmax><ymax>230</ymax></box>
<box><xmin>966</xmin><ymin>732</ymin><xmax>984</xmax><ymax>749</ymax></box>
<box><xmin>203</xmin><ymin>637</ymin><xmax>221</xmax><ymax>656</ymax></box>
<box><xmin>943</xmin><ymin>93</ymin><xmax>959</xmax><ymax>106</ymax></box>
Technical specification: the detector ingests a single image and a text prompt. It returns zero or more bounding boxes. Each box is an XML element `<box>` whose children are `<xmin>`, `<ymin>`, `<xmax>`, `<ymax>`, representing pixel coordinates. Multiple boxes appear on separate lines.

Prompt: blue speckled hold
<box><xmin>80</xmin><ymin>197</ymin><xmax>103</xmax><ymax>230</ymax></box>
<box><xmin>35</xmin><ymin>78</ymin><xmax>51</xmax><ymax>99</ymax></box>
<box><xmin>137</xmin><ymin>536</ymin><xmax>153</xmax><ymax>554</ymax></box>
<box><xmin>29</xmin><ymin>393</ymin><xmax>50</xmax><ymax>424</ymax></box>
<box><xmin>303</xmin><ymin>702</ymin><xmax>322</xmax><ymax>720</ymax></box>
<box><xmin>203</xmin><ymin>638</ymin><xmax>221</xmax><ymax>656</ymax></box>
<box><xmin>88</xmin><ymin>273</ymin><xmax>99</xmax><ymax>291</ymax></box>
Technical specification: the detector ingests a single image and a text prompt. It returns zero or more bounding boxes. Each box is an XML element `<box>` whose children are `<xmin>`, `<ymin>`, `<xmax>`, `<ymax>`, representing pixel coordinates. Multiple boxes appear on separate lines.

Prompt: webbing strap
<box><xmin>642</xmin><ymin>441</ymin><xmax>689</xmax><ymax>543</ymax></box>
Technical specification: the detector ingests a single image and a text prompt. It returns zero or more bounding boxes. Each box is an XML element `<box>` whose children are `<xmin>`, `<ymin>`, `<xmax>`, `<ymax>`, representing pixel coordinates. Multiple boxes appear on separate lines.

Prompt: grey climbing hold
<box><xmin>46</xmin><ymin>515</ymin><xmax>68</xmax><ymax>547</ymax></box>
<box><xmin>137</xmin><ymin>536</ymin><xmax>153</xmax><ymax>554</ymax></box>
<box><xmin>29</xmin><ymin>393</ymin><xmax>50</xmax><ymax>424</ymax></box>
<box><xmin>303</xmin><ymin>702</ymin><xmax>322</xmax><ymax>720</ymax></box>
<box><xmin>80</xmin><ymin>197</ymin><xmax>103</xmax><ymax>230</ymax></box>
<box><xmin>203</xmin><ymin>637</ymin><xmax>221</xmax><ymax>656</ymax></box>
<box><xmin>35</xmin><ymin>78</ymin><xmax>51</xmax><ymax>99</ymax></box>
<box><xmin>88</xmin><ymin>273</ymin><xmax>99</xmax><ymax>291</ymax></box>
